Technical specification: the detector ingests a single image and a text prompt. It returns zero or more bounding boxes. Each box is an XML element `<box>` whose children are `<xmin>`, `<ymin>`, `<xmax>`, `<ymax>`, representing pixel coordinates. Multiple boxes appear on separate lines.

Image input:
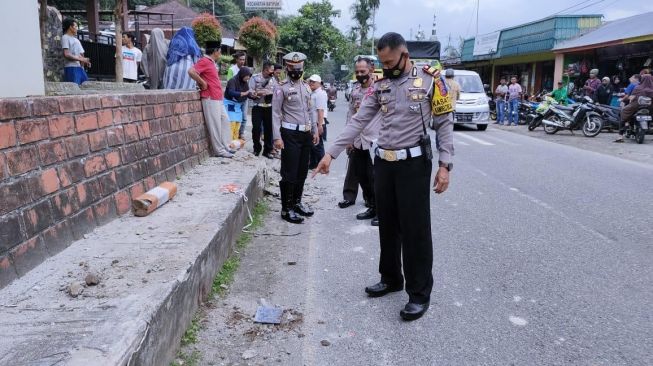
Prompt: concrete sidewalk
<box><xmin>0</xmin><ymin>152</ymin><xmax>269</xmax><ymax>365</ymax></box>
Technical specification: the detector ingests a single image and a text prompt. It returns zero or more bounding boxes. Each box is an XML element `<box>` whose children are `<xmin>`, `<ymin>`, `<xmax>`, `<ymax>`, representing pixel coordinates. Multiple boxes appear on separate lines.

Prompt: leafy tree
<box><xmin>189</xmin><ymin>0</ymin><xmax>244</xmax><ymax>31</ymax></box>
<box><xmin>192</xmin><ymin>12</ymin><xmax>222</xmax><ymax>48</ymax></box>
<box><xmin>238</xmin><ymin>17</ymin><xmax>277</xmax><ymax>66</ymax></box>
<box><xmin>350</xmin><ymin>0</ymin><xmax>380</xmax><ymax>46</ymax></box>
<box><xmin>278</xmin><ymin>0</ymin><xmax>343</xmax><ymax>65</ymax></box>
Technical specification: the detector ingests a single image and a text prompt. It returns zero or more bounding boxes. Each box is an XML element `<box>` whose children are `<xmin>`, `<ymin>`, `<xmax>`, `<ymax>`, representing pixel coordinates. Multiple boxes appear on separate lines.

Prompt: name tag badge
<box><xmin>381</xmin><ymin>105</ymin><xmax>388</xmax><ymax>113</ymax></box>
<box><xmin>413</xmin><ymin>78</ymin><xmax>423</xmax><ymax>88</ymax></box>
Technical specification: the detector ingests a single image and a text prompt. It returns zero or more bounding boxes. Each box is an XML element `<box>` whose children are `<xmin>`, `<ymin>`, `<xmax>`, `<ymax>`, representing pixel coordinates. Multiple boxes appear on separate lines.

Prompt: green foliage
<box><xmin>190</xmin><ymin>0</ymin><xmax>245</xmax><ymax>31</ymax></box>
<box><xmin>350</xmin><ymin>0</ymin><xmax>380</xmax><ymax>46</ymax></box>
<box><xmin>192</xmin><ymin>13</ymin><xmax>222</xmax><ymax>49</ymax></box>
<box><xmin>238</xmin><ymin>17</ymin><xmax>278</xmax><ymax>64</ymax></box>
<box><xmin>180</xmin><ymin>314</ymin><xmax>201</xmax><ymax>346</ymax></box>
<box><xmin>171</xmin><ymin>350</ymin><xmax>200</xmax><ymax>366</ymax></box>
<box><xmin>278</xmin><ymin>0</ymin><xmax>345</xmax><ymax>66</ymax></box>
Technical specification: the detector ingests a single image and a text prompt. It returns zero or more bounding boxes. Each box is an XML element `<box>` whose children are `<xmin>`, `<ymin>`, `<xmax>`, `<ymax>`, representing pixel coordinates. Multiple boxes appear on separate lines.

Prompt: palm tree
<box><xmin>350</xmin><ymin>0</ymin><xmax>370</xmax><ymax>46</ymax></box>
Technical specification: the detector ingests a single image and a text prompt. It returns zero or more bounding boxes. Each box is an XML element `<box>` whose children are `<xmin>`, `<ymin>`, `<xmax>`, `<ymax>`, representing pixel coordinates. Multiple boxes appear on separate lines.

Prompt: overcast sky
<box><xmin>280</xmin><ymin>0</ymin><xmax>652</xmax><ymax>49</ymax></box>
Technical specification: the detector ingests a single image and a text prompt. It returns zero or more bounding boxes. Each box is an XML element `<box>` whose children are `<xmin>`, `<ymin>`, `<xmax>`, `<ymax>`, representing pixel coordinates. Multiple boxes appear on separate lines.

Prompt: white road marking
<box><xmin>482</xmin><ymin>134</ymin><xmax>521</xmax><ymax>146</ymax></box>
<box><xmin>509</xmin><ymin>316</ymin><xmax>528</xmax><ymax>326</ymax></box>
<box><xmin>456</xmin><ymin>132</ymin><xmax>495</xmax><ymax>146</ymax></box>
<box><xmin>456</xmin><ymin>140</ymin><xmax>470</xmax><ymax>146</ymax></box>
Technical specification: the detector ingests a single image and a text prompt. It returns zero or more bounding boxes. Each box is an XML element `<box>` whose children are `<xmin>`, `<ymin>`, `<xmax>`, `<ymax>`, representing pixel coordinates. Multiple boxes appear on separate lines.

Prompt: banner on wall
<box><xmin>473</xmin><ymin>31</ymin><xmax>501</xmax><ymax>56</ymax></box>
<box><xmin>244</xmin><ymin>0</ymin><xmax>282</xmax><ymax>10</ymax></box>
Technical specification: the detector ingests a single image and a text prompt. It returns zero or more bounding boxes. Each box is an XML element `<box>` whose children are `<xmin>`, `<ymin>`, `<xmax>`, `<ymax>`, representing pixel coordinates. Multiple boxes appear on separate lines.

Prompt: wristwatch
<box><xmin>438</xmin><ymin>161</ymin><xmax>453</xmax><ymax>171</ymax></box>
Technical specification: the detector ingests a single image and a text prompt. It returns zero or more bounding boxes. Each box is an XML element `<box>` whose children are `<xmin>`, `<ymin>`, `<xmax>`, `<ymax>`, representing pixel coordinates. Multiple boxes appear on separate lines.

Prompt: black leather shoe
<box><xmin>338</xmin><ymin>200</ymin><xmax>355</xmax><ymax>208</ymax></box>
<box><xmin>294</xmin><ymin>203</ymin><xmax>314</xmax><ymax>217</ymax></box>
<box><xmin>370</xmin><ymin>217</ymin><xmax>379</xmax><ymax>226</ymax></box>
<box><xmin>281</xmin><ymin>209</ymin><xmax>304</xmax><ymax>224</ymax></box>
<box><xmin>400</xmin><ymin>302</ymin><xmax>430</xmax><ymax>321</ymax></box>
<box><xmin>356</xmin><ymin>208</ymin><xmax>376</xmax><ymax>220</ymax></box>
<box><xmin>364</xmin><ymin>282</ymin><xmax>403</xmax><ymax>298</ymax></box>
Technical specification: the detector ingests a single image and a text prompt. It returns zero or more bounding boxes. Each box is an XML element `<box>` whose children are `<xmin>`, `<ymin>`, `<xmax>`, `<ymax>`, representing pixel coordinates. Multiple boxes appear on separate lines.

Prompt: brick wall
<box><xmin>0</xmin><ymin>91</ymin><xmax>210</xmax><ymax>287</ymax></box>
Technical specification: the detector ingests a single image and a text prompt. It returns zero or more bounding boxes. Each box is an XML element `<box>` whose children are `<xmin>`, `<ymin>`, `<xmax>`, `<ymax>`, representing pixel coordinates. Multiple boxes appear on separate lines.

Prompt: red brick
<box><xmin>39</xmin><ymin>168</ymin><xmax>61</xmax><ymax>194</ymax></box>
<box><xmin>58</xmin><ymin>96</ymin><xmax>84</xmax><ymax>113</ymax></box>
<box><xmin>113</xmin><ymin>107</ymin><xmax>129</xmax><ymax>124</ymax></box>
<box><xmin>0</xmin><ymin>153</ymin><xmax>6</xmax><ymax>179</ymax></box>
<box><xmin>57</xmin><ymin>160</ymin><xmax>84</xmax><ymax>187</ymax></box>
<box><xmin>123</xmin><ymin>124</ymin><xmax>139</xmax><ymax>143</ymax></box>
<box><xmin>88</xmin><ymin>130</ymin><xmax>108</xmax><ymax>152</ymax></box>
<box><xmin>164</xmin><ymin>104</ymin><xmax>174</xmax><ymax>116</ymax></box>
<box><xmin>65</xmin><ymin>135</ymin><xmax>90</xmax><ymax>157</ymax></box>
<box><xmin>119</xmin><ymin>94</ymin><xmax>134</xmax><ymax>106</ymax></box>
<box><xmin>173</xmin><ymin>103</ymin><xmax>183</xmax><ymax>115</ymax></box>
<box><xmin>83</xmin><ymin>155</ymin><xmax>107</xmax><ymax>177</ymax></box>
<box><xmin>6</xmin><ymin>146</ymin><xmax>39</xmax><ymax>176</ymax></box>
<box><xmin>10</xmin><ymin>236</ymin><xmax>49</xmax><ymax>276</ymax></box>
<box><xmin>0</xmin><ymin>99</ymin><xmax>31</xmax><ymax>121</ymax></box>
<box><xmin>0</xmin><ymin>254</ymin><xmax>18</xmax><ymax>287</ymax></box>
<box><xmin>37</xmin><ymin>140</ymin><xmax>67</xmax><ymax>166</ymax></box>
<box><xmin>129</xmin><ymin>181</ymin><xmax>145</xmax><ymax>200</ymax></box>
<box><xmin>141</xmin><ymin>105</ymin><xmax>155</xmax><ymax>120</ymax></box>
<box><xmin>144</xmin><ymin>176</ymin><xmax>156</xmax><ymax>190</ymax></box>
<box><xmin>50</xmin><ymin>187</ymin><xmax>79</xmax><ymax>220</ymax></box>
<box><xmin>0</xmin><ymin>122</ymin><xmax>17</xmax><ymax>149</ymax></box>
<box><xmin>96</xmin><ymin>109</ymin><xmax>113</xmax><ymax>128</ymax></box>
<box><xmin>47</xmin><ymin>115</ymin><xmax>75</xmax><ymax>138</ymax></box>
<box><xmin>16</xmin><ymin>118</ymin><xmax>49</xmax><ymax>144</ymax></box>
<box><xmin>75</xmin><ymin>179</ymin><xmax>102</xmax><ymax>208</ymax></box>
<box><xmin>0</xmin><ymin>214</ymin><xmax>25</xmax><ymax>252</ymax></box>
<box><xmin>42</xmin><ymin>220</ymin><xmax>74</xmax><ymax>255</ymax></box>
<box><xmin>0</xmin><ymin>180</ymin><xmax>32</xmax><ymax>215</ymax></box>
<box><xmin>22</xmin><ymin>199</ymin><xmax>53</xmax><ymax>238</ymax></box>
<box><xmin>82</xmin><ymin>95</ymin><xmax>101</xmax><ymax>110</ymax></box>
<box><xmin>104</xmin><ymin>150</ymin><xmax>121</xmax><ymax>168</ymax></box>
<box><xmin>154</xmin><ymin>104</ymin><xmax>166</xmax><ymax>118</ymax></box>
<box><xmin>31</xmin><ymin>98</ymin><xmax>60</xmax><ymax>116</ymax></box>
<box><xmin>92</xmin><ymin>196</ymin><xmax>117</xmax><ymax>225</ymax></box>
<box><xmin>101</xmin><ymin>95</ymin><xmax>121</xmax><ymax>108</ymax></box>
<box><xmin>114</xmin><ymin>190</ymin><xmax>131</xmax><ymax>215</ymax></box>
<box><xmin>69</xmin><ymin>207</ymin><xmax>96</xmax><ymax>240</ymax></box>
<box><xmin>97</xmin><ymin>171</ymin><xmax>118</xmax><ymax>197</ymax></box>
<box><xmin>133</xmin><ymin>94</ymin><xmax>148</xmax><ymax>105</ymax></box>
<box><xmin>129</xmin><ymin>106</ymin><xmax>143</xmax><ymax>122</ymax></box>
<box><xmin>107</xmin><ymin>126</ymin><xmax>125</xmax><ymax>146</ymax></box>
<box><xmin>137</xmin><ymin>121</ymin><xmax>151</xmax><ymax>139</ymax></box>
<box><xmin>75</xmin><ymin>112</ymin><xmax>98</xmax><ymax>132</ymax></box>
<box><xmin>170</xmin><ymin>118</ymin><xmax>181</xmax><ymax>131</ymax></box>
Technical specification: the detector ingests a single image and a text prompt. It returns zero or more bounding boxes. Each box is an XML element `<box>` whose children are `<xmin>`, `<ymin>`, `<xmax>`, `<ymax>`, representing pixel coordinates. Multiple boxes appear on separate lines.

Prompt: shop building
<box><xmin>460</xmin><ymin>15</ymin><xmax>602</xmax><ymax>96</ymax></box>
<box><xmin>553</xmin><ymin>12</ymin><xmax>653</xmax><ymax>91</ymax></box>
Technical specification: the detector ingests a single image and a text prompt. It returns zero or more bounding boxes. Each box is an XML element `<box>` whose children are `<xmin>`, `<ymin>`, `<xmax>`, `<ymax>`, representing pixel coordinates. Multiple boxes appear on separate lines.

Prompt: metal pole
<box><xmin>212</xmin><ymin>0</ymin><xmax>215</xmax><ymax>16</ymax></box>
<box><xmin>371</xmin><ymin>8</ymin><xmax>375</xmax><ymax>54</ymax></box>
<box><xmin>476</xmin><ymin>0</ymin><xmax>479</xmax><ymax>36</ymax></box>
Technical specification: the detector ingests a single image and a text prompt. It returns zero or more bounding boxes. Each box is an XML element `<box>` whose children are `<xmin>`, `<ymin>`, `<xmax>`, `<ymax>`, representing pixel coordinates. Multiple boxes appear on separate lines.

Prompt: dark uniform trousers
<box><xmin>309</xmin><ymin>119</ymin><xmax>327</xmax><ymax>169</ymax></box>
<box><xmin>374</xmin><ymin>155</ymin><xmax>433</xmax><ymax>304</ymax></box>
<box><xmin>343</xmin><ymin>148</ymin><xmax>375</xmax><ymax>207</ymax></box>
<box><xmin>251</xmin><ymin>106</ymin><xmax>273</xmax><ymax>155</ymax></box>
<box><xmin>280</xmin><ymin>128</ymin><xmax>312</xmax><ymax>209</ymax></box>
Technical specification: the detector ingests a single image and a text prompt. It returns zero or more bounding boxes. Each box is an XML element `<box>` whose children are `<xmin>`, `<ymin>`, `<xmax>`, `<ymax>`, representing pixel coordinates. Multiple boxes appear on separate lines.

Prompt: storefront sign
<box><xmin>473</xmin><ymin>31</ymin><xmax>501</xmax><ymax>56</ymax></box>
<box><xmin>244</xmin><ymin>0</ymin><xmax>282</xmax><ymax>10</ymax></box>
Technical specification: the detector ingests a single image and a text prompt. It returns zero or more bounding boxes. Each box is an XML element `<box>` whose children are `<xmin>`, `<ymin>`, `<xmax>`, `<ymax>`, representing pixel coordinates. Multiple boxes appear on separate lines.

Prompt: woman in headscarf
<box><xmin>163</xmin><ymin>27</ymin><xmax>202</xmax><ymax>89</ymax></box>
<box><xmin>141</xmin><ymin>28</ymin><xmax>169</xmax><ymax>89</ymax></box>
<box><xmin>615</xmin><ymin>74</ymin><xmax>653</xmax><ymax>142</ymax></box>
<box><xmin>224</xmin><ymin>66</ymin><xmax>253</xmax><ymax>143</ymax></box>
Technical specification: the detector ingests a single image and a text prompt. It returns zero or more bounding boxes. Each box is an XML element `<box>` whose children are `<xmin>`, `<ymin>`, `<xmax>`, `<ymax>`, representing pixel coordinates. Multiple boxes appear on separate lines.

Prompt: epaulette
<box><xmin>422</xmin><ymin>65</ymin><xmax>441</xmax><ymax>78</ymax></box>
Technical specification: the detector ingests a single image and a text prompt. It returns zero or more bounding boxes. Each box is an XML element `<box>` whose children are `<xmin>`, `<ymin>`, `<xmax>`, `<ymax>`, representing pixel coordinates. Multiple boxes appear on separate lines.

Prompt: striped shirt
<box><xmin>163</xmin><ymin>55</ymin><xmax>198</xmax><ymax>90</ymax></box>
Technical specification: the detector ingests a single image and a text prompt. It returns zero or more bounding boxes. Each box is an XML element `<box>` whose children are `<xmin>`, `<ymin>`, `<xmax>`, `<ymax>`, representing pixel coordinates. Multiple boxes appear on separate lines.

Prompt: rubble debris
<box><xmin>132</xmin><ymin>182</ymin><xmax>178</xmax><ymax>217</ymax></box>
<box><xmin>68</xmin><ymin>282</ymin><xmax>84</xmax><ymax>298</ymax></box>
<box><xmin>287</xmin><ymin>261</ymin><xmax>297</xmax><ymax>265</ymax></box>
<box><xmin>242</xmin><ymin>349</ymin><xmax>258</xmax><ymax>360</ymax></box>
<box><xmin>84</xmin><ymin>273</ymin><xmax>100</xmax><ymax>286</ymax></box>
<box><xmin>321</xmin><ymin>340</ymin><xmax>331</xmax><ymax>347</ymax></box>
<box><xmin>254</xmin><ymin>306</ymin><xmax>283</xmax><ymax>325</ymax></box>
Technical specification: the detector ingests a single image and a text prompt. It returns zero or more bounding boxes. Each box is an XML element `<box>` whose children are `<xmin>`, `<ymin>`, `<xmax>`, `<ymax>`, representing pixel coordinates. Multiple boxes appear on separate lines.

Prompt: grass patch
<box><xmin>180</xmin><ymin>313</ymin><xmax>202</xmax><ymax>346</ymax></box>
<box><xmin>171</xmin><ymin>349</ymin><xmax>200</xmax><ymax>366</ymax></box>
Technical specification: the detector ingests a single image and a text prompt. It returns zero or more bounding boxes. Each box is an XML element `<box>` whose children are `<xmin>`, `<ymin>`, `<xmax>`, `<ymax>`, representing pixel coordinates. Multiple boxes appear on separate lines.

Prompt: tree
<box><xmin>190</xmin><ymin>0</ymin><xmax>245</xmax><ymax>31</ymax></box>
<box><xmin>114</xmin><ymin>0</ymin><xmax>124</xmax><ymax>82</ymax></box>
<box><xmin>278</xmin><ymin>0</ymin><xmax>343</xmax><ymax>65</ymax></box>
<box><xmin>350</xmin><ymin>0</ymin><xmax>380</xmax><ymax>46</ymax></box>
<box><xmin>238</xmin><ymin>17</ymin><xmax>277</xmax><ymax>67</ymax></box>
<box><xmin>192</xmin><ymin>13</ymin><xmax>222</xmax><ymax>48</ymax></box>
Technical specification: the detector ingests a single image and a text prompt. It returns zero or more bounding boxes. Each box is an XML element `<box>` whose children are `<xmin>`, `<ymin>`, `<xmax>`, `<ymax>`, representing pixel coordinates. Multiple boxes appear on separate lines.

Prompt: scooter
<box><xmin>594</xmin><ymin>104</ymin><xmax>621</xmax><ymax>132</ymax></box>
<box><xmin>528</xmin><ymin>96</ymin><xmax>557</xmax><ymax>131</ymax></box>
<box><xmin>624</xmin><ymin>96</ymin><xmax>652</xmax><ymax>144</ymax></box>
<box><xmin>542</xmin><ymin>96</ymin><xmax>603</xmax><ymax>137</ymax></box>
<box><xmin>328</xmin><ymin>97</ymin><xmax>336</xmax><ymax>112</ymax></box>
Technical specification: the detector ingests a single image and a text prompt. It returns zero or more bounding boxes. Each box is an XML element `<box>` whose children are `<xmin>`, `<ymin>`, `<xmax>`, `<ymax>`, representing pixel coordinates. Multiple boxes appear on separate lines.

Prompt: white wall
<box><xmin>0</xmin><ymin>1</ymin><xmax>45</xmax><ymax>97</ymax></box>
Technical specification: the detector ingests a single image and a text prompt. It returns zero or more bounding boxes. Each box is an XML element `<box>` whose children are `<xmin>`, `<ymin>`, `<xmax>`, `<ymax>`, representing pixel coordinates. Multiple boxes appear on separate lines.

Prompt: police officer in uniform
<box><xmin>273</xmin><ymin>52</ymin><xmax>319</xmax><ymax>224</ymax></box>
<box><xmin>314</xmin><ymin>33</ymin><xmax>454</xmax><ymax>321</ymax></box>
<box><xmin>249</xmin><ymin>61</ymin><xmax>277</xmax><ymax>158</ymax></box>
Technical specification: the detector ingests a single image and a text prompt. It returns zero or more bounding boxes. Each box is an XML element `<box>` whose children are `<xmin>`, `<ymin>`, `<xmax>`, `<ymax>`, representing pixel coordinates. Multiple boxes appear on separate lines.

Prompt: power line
<box><xmin>553</xmin><ymin>0</ymin><xmax>594</xmax><ymax>15</ymax></box>
<box><xmin>570</xmin><ymin>0</ymin><xmax>607</xmax><ymax>14</ymax></box>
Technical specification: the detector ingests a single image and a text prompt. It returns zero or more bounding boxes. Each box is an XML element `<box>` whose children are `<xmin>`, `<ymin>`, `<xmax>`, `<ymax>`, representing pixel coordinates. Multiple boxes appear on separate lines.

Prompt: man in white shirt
<box><xmin>121</xmin><ymin>33</ymin><xmax>142</xmax><ymax>82</ymax></box>
<box><xmin>308</xmin><ymin>74</ymin><xmax>328</xmax><ymax>169</ymax></box>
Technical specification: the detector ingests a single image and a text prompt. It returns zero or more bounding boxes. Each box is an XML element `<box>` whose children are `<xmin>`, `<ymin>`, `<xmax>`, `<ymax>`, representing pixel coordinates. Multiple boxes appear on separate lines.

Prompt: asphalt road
<box><xmin>185</xmin><ymin>99</ymin><xmax>653</xmax><ymax>366</ymax></box>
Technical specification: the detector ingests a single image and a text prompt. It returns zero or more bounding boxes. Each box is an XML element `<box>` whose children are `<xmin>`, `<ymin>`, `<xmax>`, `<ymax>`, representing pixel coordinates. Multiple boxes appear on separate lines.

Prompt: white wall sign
<box><xmin>473</xmin><ymin>31</ymin><xmax>501</xmax><ymax>56</ymax></box>
<box><xmin>245</xmin><ymin>0</ymin><xmax>282</xmax><ymax>10</ymax></box>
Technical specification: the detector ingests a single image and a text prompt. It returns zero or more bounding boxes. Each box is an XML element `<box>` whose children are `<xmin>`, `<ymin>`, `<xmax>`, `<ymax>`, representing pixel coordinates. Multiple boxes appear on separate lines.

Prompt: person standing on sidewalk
<box><xmin>313</xmin><ymin>33</ymin><xmax>454</xmax><ymax>321</ymax></box>
<box><xmin>583</xmin><ymin>69</ymin><xmax>601</xmax><ymax>100</ymax></box>
<box><xmin>188</xmin><ymin>41</ymin><xmax>233</xmax><ymax>158</ymax></box>
<box><xmin>507</xmin><ymin>76</ymin><xmax>523</xmax><ymax>126</ymax></box>
<box><xmin>308</xmin><ymin>75</ymin><xmax>328</xmax><ymax>169</ymax></box>
<box><xmin>249</xmin><ymin>61</ymin><xmax>277</xmax><ymax>157</ymax></box>
<box><xmin>121</xmin><ymin>33</ymin><xmax>142</xmax><ymax>83</ymax></box>
<box><xmin>494</xmin><ymin>78</ymin><xmax>508</xmax><ymax>124</ymax></box>
<box><xmin>340</xmin><ymin>57</ymin><xmax>381</xmax><ymax>226</ymax></box>
<box><xmin>272</xmin><ymin>52</ymin><xmax>319</xmax><ymax>224</ymax></box>
<box><xmin>61</xmin><ymin>18</ymin><xmax>90</xmax><ymax>85</ymax></box>
<box><xmin>225</xmin><ymin>67</ymin><xmax>253</xmax><ymax>143</ymax></box>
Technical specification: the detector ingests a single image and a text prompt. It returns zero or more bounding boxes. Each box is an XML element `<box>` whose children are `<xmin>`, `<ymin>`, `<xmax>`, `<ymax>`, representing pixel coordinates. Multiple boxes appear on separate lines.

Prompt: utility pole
<box><xmin>476</xmin><ymin>0</ymin><xmax>480</xmax><ymax>36</ymax></box>
<box><xmin>212</xmin><ymin>0</ymin><xmax>215</xmax><ymax>16</ymax></box>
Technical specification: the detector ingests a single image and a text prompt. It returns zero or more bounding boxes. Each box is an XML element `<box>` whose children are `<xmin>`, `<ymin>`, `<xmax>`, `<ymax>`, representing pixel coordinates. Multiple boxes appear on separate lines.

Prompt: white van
<box><xmin>452</xmin><ymin>70</ymin><xmax>490</xmax><ymax>131</ymax></box>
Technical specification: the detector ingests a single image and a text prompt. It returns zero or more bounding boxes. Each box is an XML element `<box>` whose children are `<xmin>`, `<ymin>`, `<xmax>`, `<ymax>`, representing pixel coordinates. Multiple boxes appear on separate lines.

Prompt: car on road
<box><xmin>452</xmin><ymin>70</ymin><xmax>491</xmax><ymax>131</ymax></box>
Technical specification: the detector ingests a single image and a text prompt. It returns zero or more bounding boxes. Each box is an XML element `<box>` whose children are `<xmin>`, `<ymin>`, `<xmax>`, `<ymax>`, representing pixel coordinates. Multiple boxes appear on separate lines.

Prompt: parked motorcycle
<box><xmin>542</xmin><ymin>96</ymin><xmax>603</xmax><ymax>137</ymax></box>
<box><xmin>594</xmin><ymin>103</ymin><xmax>621</xmax><ymax>132</ymax></box>
<box><xmin>528</xmin><ymin>96</ymin><xmax>557</xmax><ymax>131</ymax></box>
<box><xmin>623</xmin><ymin>96</ymin><xmax>652</xmax><ymax>144</ymax></box>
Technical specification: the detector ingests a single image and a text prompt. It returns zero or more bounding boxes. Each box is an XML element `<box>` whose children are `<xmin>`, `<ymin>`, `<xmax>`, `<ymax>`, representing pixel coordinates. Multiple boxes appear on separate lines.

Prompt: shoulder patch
<box><xmin>278</xmin><ymin>80</ymin><xmax>288</xmax><ymax>85</ymax></box>
<box><xmin>422</xmin><ymin>65</ymin><xmax>440</xmax><ymax>78</ymax></box>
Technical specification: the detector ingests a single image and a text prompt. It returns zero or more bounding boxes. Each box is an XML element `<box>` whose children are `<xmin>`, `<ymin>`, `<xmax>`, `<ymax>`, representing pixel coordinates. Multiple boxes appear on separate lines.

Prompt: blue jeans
<box><xmin>508</xmin><ymin>99</ymin><xmax>520</xmax><ymax>125</ymax></box>
<box><xmin>496</xmin><ymin>100</ymin><xmax>506</xmax><ymax>123</ymax></box>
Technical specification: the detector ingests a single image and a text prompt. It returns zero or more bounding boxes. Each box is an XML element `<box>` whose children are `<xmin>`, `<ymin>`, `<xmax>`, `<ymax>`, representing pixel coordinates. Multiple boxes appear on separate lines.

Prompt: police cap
<box><xmin>283</xmin><ymin>52</ymin><xmax>307</xmax><ymax>64</ymax></box>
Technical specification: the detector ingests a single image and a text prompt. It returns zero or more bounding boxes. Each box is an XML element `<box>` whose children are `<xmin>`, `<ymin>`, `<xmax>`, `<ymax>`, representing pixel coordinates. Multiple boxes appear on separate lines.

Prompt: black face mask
<box><xmin>382</xmin><ymin>53</ymin><xmax>406</xmax><ymax>79</ymax></box>
<box><xmin>356</xmin><ymin>74</ymin><xmax>370</xmax><ymax>84</ymax></box>
<box><xmin>288</xmin><ymin>70</ymin><xmax>303</xmax><ymax>80</ymax></box>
